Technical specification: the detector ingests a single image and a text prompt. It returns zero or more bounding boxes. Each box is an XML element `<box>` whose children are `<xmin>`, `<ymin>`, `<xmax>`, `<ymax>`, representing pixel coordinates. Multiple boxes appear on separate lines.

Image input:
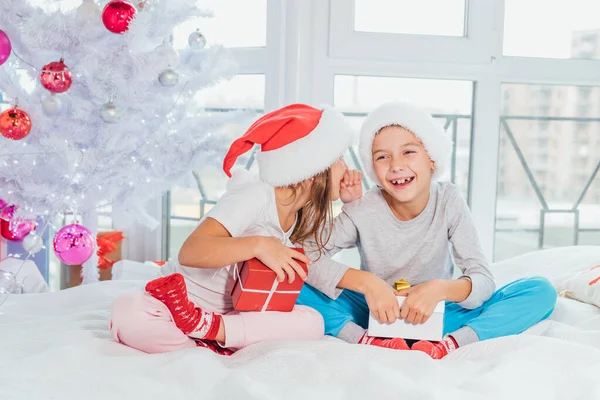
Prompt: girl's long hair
<box><xmin>288</xmin><ymin>168</ymin><xmax>333</xmax><ymax>257</ymax></box>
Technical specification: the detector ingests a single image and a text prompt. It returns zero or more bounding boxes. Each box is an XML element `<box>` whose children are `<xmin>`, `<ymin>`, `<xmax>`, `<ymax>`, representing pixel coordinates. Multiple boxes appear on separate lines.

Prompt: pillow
<box><xmin>555</xmin><ymin>265</ymin><xmax>600</xmax><ymax>309</ymax></box>
<box><xmin>491</xmin><ymin>246</ymin><xmax>600</xmax><ymax>288</ymax></box>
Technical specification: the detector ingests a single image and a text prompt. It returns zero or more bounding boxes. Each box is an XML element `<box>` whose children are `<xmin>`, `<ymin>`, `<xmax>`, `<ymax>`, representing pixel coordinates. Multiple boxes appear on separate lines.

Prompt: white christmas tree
<box><xmin>0</xmin><ymin>0</ymin><xmax>240</xmax><ymax>283</ymax></box>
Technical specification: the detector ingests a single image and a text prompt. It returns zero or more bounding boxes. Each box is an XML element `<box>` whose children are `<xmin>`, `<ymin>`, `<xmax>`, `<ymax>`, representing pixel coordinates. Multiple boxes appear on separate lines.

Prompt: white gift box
<box><xmin>368</xmin><ymin>297</ymin><xmax>445</xmax><ymax>341</ymax></box>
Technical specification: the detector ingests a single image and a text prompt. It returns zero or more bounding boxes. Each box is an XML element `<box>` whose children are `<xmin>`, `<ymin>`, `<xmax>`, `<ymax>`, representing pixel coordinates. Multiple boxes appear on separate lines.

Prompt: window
<box><xmin>173</xmin><ymin>0</ymin><xmax>267</xmax><ymax>48</ymax></box>
<box><xmin>579</xmin><ymin>86</ymin><xmax>592</xmax><ymax>98</ymax></box>
<box><xmin>495</xmin><ymin>83</ymin><xmax>600</xmax><ymax>261</ymax></box>
<box><xmin>504</xmin><ymin>0</ymin><xmax>600</xmax><ymax>59</ymax></box>
<box><xmin>354</xmin><ymin>0</ymin><xmax>467</xmax><ymax>37</ymax></box>
<box><xmin>80</xmin><ymin>1</ymin><xmax>600</xmax><ymax>268</ymax></box>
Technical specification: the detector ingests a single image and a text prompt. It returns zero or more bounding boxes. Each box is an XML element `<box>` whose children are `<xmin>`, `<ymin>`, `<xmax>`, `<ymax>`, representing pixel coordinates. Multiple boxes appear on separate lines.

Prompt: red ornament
<box><xmin>40</xmin><ymin>59</ymin><xmax>72</xmax><ymax>93</ymax></box>
<box><xmin>0</xmin><ymin>107</ymin><xmax>32</xmax><ymax>140</ymax></box>
<box><xmin>102</xmin><ymin>1</ymin><xmax>137</xmax><ymax>34</ymax></box>
<box><xmin>1</xmin><ymin>218</ymin><xmax>36</xmax><ymax>241</ymax></box>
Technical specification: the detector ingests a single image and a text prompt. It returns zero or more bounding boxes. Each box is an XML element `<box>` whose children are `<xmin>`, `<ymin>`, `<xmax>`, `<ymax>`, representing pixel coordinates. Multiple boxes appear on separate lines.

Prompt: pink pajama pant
<box><xmin>110</xmin><ymin>291</ymin><xmax>324</xmax><ymax>354</ymax></box>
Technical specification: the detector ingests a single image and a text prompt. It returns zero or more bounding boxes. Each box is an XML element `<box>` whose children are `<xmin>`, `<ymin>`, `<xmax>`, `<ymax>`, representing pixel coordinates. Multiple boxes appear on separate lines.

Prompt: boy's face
<box><xmin>371</xmin><ymin>125</ymin><xmax>435</xmax><ymax>204</ymax></box>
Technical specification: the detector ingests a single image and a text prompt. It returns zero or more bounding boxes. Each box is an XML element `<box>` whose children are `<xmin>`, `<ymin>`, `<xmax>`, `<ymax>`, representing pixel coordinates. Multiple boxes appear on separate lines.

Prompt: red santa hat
<box><xmin>223</xmin><ymin>104</ymin><xmax>353</xmax><ymax>187</ymax></box>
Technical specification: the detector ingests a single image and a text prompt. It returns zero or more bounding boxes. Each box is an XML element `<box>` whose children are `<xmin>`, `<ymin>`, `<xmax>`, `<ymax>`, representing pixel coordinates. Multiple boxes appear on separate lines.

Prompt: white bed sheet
<box><xmin>1</xmin><ymin>246</ymin><xmax>600</xmax><ymax>400</ymax></box>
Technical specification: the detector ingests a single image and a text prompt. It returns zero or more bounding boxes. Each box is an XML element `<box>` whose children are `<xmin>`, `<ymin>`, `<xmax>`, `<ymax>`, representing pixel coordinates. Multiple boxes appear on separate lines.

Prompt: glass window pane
<box><xmin>495</xmin><ymin>83</ymin><xmax>600</xmax><ymax>261</ymax></box>
<box><xmin>504</xmin><ymin>0</ymin><xmax>600</xmax><ymax>59</ymax></box>
<box><xmin>334</xmin><ymin>75</ymin><xmax>473</xmax><ymax>199</ymax></box>
<box><xmin>169</xmin><ymin>219</ymin><xmax>199</xmax><ymax>260</ymax></box>
<box><xmin>195</xmin><ymin>74</ymin><xmax>265</xmax><ymax>109</ymax></box>
<box><xmin>354</xmin><ymin>0</ymin><xmax>466</xmax><ymax>37</ymax></box>
<box><xmin>97</xmin><ymin>204</ymin><xmax>113</xmax><ymax>232</ymax></box>
<box><xmin>174</xmin><ymin>0</ymin><xmax>266</xmax><ymax>48</ymax></box>
<box><xmin>168</xmin><ymin>74</ymin><xmax>265</xmax><ymax>257</ymax></box>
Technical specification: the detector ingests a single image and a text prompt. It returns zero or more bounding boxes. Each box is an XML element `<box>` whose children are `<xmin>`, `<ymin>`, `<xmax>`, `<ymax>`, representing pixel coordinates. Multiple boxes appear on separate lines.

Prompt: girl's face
<box><xmin>328</xmin><ymin>157</ymin><xmax>349</xmax><ymax>201</ymax></box>
<box><xmin>372</xmin><ymin>125</ymin><xmax>435</xmax><ymax>205</ymax></box>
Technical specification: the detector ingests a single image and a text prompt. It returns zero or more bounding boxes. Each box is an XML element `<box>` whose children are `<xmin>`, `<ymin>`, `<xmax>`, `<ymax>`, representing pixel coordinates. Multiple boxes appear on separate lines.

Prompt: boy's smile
<box><xmin>372</xmin><ymin>125</ymin><xmax>435</xmax><ymax>220</ymax></box>
<box><xmin>389</xmin><ymin>175</ymin><xmax>415</xmax><ymax>189</ymax></box>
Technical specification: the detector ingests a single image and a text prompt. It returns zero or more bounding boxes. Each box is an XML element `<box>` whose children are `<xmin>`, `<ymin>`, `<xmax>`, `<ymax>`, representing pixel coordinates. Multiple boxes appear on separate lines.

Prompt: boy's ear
<box><xmin>430</xmin><ymin>159</ymin><xmax>436</xmax><ymax>171</ymax></box>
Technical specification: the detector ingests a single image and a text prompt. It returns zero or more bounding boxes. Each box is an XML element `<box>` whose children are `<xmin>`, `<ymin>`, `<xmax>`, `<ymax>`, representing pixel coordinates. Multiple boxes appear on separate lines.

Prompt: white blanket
<box><xmin>1</xmin><ymin>246</ymin><xmax>600</xmax><ymax>400</ymax></box>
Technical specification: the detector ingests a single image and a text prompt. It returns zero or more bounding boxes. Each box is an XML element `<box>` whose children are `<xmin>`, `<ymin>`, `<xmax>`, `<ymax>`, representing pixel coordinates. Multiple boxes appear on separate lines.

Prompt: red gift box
<box><xmin>231</xmin><ymin>248</ymin><xmax>308</xmax><ymax>312</ymax></box>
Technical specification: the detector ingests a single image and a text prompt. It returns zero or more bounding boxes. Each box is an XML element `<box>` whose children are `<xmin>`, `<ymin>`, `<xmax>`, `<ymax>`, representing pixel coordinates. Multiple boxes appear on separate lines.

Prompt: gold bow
<box><xmin>394</xmin><ymin>279</ymin><xmax>410</xmax><ymax>291</ymax></box>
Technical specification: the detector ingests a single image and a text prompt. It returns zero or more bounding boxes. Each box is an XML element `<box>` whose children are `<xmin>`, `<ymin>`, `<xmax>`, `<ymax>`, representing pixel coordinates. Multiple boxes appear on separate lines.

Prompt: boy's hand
<box><xmin>397</xmin><ymin>280</ymin><xmax>447</xmax><ymax>325</ymax></box>
<box><xmin>340</xmin><ymin>170</ymin><xmax>363</xmax><ymax>204</ymax></box>
<box><xmin>364</xmin><ymin>275</ymin><xmax>400</xmax><ymax>323</ymax></box>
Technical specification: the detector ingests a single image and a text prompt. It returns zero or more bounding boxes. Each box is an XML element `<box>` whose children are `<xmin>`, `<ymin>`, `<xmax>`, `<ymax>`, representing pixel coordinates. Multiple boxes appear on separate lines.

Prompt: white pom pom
<box><xmin>226</xmin><ymin>169</ymin><xmax>260</xmax><ymax>191</ymax></box>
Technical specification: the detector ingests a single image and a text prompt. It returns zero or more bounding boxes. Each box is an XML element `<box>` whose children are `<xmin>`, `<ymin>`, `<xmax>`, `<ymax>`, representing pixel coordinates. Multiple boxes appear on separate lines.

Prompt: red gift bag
<box><xmin>231</xmin><ymin>248</ymin><xmax>308</xmax><ymax>312</ymax></box>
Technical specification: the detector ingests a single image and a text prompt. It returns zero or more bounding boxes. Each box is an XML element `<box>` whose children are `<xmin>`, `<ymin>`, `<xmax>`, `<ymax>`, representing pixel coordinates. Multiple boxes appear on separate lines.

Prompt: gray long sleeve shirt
<box><xmin>305</xmin><ymin>182</ymin><xmax>496</xmax><ymax>309</ymax></box>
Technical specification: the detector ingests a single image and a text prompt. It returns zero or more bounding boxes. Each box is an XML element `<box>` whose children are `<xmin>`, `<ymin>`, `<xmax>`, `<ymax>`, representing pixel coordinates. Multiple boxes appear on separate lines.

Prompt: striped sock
<box><xmin>411</xmin><ymin>336</ymin><xmax>458</xmax><ymax>359</ymax></box>
<box><xmin>145</xmin><ymin>273</ymin><xmax>221</xmax><ymax>340</ymax></box>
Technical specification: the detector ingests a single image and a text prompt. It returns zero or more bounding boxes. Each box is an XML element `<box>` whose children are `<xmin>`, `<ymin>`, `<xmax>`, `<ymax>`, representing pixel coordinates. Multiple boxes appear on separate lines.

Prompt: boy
<box><xmin>298</xmin><ymin>102</ymin><xmax>557</xmax><ymax>359</ymax></box>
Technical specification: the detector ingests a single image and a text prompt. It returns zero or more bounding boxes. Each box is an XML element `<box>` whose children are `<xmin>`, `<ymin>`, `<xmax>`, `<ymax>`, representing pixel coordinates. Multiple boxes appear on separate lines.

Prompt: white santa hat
<box><xmin>359</xmin><ymin>101</ymin><xmax>453</xmax><ymax>183</ymax></box>
<box><xmin>223</xmin><ymin>104</ymin><xmax>353</xmax><ymax>187</ymax></box>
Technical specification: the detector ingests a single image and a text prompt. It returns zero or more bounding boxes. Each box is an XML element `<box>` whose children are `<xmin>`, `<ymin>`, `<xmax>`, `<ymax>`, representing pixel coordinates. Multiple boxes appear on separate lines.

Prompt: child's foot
<box><xmin>359</xmin><ymin>333</ymin><xmax>410</xmax><ymax>350</ymax></box>
<box><xmin>145</xmin><ymin>273</ymin><xmax>221</xmax><ymax>340</ymax></box>
<box><xmin>412</xmin><ymin>336</ymin><xmax>458</xmax><ymax>359</ymax></box>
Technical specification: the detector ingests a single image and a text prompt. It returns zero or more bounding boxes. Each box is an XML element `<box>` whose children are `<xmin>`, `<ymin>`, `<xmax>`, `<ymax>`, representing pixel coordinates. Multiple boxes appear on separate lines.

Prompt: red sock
<box><xmin>412</xmin><ymin>336</ymin><xmax>458</xmax><ymax>359</ymax></box>
<box><xmin>359</xmin><ymin>333</ymin><xmax>410</xmax><ymax>350</ymax></box>
<box><xmin>195</xmin><ymin>340</ymin><xmax>234</xmax><ymax>356</ymax></box>
<box><xmin>145</xmin><ymin>273</ymin><xmax>221</xmax><ymax>340</ymax></box>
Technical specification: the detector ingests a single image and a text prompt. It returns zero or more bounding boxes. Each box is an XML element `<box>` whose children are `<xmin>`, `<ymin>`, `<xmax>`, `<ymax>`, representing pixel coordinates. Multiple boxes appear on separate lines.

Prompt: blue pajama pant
<box><xmin>297</xmin><ymin>277</ymin><xmax>557</xmax><ymax>341</ymax></box>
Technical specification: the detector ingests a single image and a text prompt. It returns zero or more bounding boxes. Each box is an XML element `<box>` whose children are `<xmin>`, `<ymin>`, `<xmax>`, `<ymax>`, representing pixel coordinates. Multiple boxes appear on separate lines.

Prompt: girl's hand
<box><xmin>397</xmin><ymin>280</ymin><xmax>446</xmax><ymax>325</ymax></box>
<box><xmin>364</xmin><ymin>275</ymin><xmax>401</xmax><ymax>323</ymax></box>
<box><xmin>254</xmin><ymin>237</ymin><xmax>311</xmax><ymax>283</ymax></box>
<box><xmin>340</xmin><ymin>169</ymin><xmax>363</xmax><ymax>204</ymax></box>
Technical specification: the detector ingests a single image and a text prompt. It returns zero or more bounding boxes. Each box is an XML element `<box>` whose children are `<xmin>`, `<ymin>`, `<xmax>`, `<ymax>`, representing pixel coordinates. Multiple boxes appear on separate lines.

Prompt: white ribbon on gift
<box><xmin>232</xmin><ymin>263</ymin><xmax>301</xmax><ymax>312</ymax></box>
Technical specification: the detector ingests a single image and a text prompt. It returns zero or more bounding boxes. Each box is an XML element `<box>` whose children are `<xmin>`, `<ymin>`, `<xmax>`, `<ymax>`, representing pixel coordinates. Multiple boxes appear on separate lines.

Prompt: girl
<box><xmin>110</xmin><ymin>104</ymin><xmax>362</xmax><ymax>355</ymax></box>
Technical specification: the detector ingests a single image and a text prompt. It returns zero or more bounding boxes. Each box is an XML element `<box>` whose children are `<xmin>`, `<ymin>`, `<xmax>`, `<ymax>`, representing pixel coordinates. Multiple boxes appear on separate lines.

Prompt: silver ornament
<box><xmin>100</xmin><ymin>102</ymin><xmax>121</xmax><ymax>123</ymax></box>
<box><xmin>41</xmin><ymin>94</ymin><xmax>62</xmax><ymax>115</ymax></box>
<box><xmin>22</xmin><ymin>232</ymin><xmax>43</xmax><ymax>254</ymax></box>
<box><xmin>158</xmin><ymin>69</ymin><xmax>179</xmax><ymax>87</ymax></box>
<box><xmin>188</xmin><ymin>29</ymin><xmax>207</xmax><ymax>49</ymax></box>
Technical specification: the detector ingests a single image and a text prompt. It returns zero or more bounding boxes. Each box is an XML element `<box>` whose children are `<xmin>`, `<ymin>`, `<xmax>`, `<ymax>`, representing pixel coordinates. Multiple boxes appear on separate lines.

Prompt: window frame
<box><xmin>319</xmin><ymin>0</ymin><xmax>600</xmax><ymax>260</ymax></box>
<box><xmin>153</xmin><ymin>0</ymin><xmax>600</xmax><ymax>263</ymax></box>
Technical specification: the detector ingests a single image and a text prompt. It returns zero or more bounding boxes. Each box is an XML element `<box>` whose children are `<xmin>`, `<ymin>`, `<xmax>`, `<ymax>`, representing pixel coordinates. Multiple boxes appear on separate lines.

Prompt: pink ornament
<box><xmin>53</xmin><ymin>223</ymin><xmax>95</xmax><ymax>265</ymax></box>
<box><xmin>0</xmin><ymin>198</ymin><xmax>7</xmax><ymax>209</ymax></box>
<box><xmin>0</xmin><ymin>30</ymin><xmax>11</xmax><ymax>66</ymax></box>
<box><xmin>102</xmin><ymin>1</ymin><xmax>137</xmax><ymax>34</ymax></box>
<box><xmin>40</xmin><ymin>59</ymin><xmax>72</xmax><ymax>94</ymax></box>
<box><xmin>0</xmin><ymin>205</ymin><xmax>16</xmax><ymax>221</ymax></box>
<box><xmin>0</xmin><ymin>218</ymin><xmax>36</xmax><ymax>241</ymax></box>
